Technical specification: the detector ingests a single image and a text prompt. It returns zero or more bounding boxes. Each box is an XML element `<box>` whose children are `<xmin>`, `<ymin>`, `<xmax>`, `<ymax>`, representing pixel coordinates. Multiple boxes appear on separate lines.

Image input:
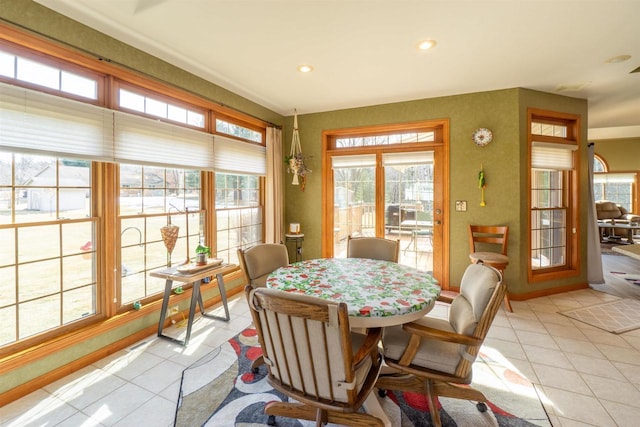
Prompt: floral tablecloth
<box><xmin>267</xmin><ymin>258</ymin><xmax>440</xmax><ymax>321</ymax></box>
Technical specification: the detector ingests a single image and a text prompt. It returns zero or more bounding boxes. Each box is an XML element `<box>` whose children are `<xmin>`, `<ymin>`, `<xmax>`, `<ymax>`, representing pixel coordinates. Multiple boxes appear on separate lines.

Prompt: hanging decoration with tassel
<box><xmin>286</xmin><ymin>110</ymin><xmax>311</xmax><ymax>191</ymax></box>
<box><xmin>478</xmin><ymin>163</ymin><xmax>487</xmax><ymax>206</ymax></box>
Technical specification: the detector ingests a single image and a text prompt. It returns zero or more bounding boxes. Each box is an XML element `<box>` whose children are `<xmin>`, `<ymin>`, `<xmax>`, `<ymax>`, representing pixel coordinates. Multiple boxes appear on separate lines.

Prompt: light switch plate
<box><xmin>455</xmin><ymin>200</ymin><xmax>467</xmax><ymax>212</ymax></box>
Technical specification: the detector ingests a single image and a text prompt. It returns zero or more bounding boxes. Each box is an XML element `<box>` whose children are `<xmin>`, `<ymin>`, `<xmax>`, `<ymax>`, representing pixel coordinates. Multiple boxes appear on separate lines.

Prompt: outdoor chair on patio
<box><xmin>346</xmin><ymin>235</ymin><xmax>400</xmax><ymax>263</ymax></box>
<box><xmin>376</xmin><ymin>262</ymin><xmax>504</xmax><ymax>427</ymax></box>
<box><xmin>246</xmin><ymin>286</ymin><xmax>384</xmax><ymax>426</ymax></box>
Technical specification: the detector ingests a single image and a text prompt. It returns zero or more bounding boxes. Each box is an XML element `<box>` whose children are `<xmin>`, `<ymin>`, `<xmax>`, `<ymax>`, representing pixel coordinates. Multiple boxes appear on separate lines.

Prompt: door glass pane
<box><xmin>333</xmin><ymin>164</ymin><xmax>375</xmax><ymax>257</ymax></box>
<box><xmin>385</xmin><ymin>159</ymin><xmax>434</xmax><ymax>272</ymax></box>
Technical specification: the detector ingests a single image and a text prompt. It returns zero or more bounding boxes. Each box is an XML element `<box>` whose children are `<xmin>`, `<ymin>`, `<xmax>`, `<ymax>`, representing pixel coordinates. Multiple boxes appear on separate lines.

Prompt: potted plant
<box><xmin>195</xmin><ymin>243</ymin><xmax>211</xmax><ymax>265</ymax></box>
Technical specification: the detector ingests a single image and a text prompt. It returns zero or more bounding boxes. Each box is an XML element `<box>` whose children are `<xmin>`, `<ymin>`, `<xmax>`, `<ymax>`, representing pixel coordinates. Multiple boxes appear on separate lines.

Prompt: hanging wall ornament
<box><xmin>478</xmin><ymin>163</ymin><xmax>487</xmax><ymax>206</ymax></box>
<box><xmin>286</xmin><ymin>110</ymin><xmax>311</xmax><ymax>191</ymax></box>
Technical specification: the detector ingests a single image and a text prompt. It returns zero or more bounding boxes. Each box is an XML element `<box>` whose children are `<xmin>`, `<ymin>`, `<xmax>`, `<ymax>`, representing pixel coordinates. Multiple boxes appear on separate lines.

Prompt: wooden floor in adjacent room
<box><xmin>593</xmin><ymin>252</ymin><xmax>640</xmax><ymax>299</ymax></box>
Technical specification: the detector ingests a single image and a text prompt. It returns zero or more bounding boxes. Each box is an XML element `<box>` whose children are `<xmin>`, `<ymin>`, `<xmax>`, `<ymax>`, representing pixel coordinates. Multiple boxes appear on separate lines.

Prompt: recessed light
<box><xmin>417</xmin><ymin>39</ymin><xmax>437</xmax><ymax>50</ymax></box>
<box><xmin>606</xmin><ymin>54</ymin><xmax>631</xmax><ymax>64</ymax></box>
<box><xmin>297</xmin><ymin>64</ymin><xmax>314</xmax><ymax>73</ymax></box>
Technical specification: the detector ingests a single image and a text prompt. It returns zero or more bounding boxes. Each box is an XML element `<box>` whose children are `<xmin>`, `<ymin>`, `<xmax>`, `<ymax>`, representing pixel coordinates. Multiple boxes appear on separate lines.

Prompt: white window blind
<box><xmin>593</xmin><ymin>172</ymin><xmax>636</xmax><ymax>184</ymax></box>
<box><xmin>0</xmin><ymin>82</ymin><xmax>113</xmax><ymax>161</ymax></box>
<box><xmin>531</xmin><ymin>141</ymin><xmax>577</xmax><ymax>170</ymax></box>
<box><xmin>331</xmin><ymin>154</ymin><xmax>376</xmax><ymax>169</ymax></box>
<box><xmin>114</xmin><ymin>111</ymin><xmax>214</xmax><ymax>170</ymax></box>
<box><xmin>382</xmin><ymin>151</ymin><xmax>433</xmax><ymax>166</ymax></box>
<box><xmin>213</xmin><ymin>134</ymin><xmax>266</xmax><ymax>175</ymax></box>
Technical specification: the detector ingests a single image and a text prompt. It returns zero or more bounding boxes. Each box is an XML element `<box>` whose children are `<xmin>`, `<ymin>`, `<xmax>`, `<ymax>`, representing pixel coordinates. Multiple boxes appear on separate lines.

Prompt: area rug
<box><xmin>560</xmin><ymin>298</ymin><xmax>640</xmax><ymax>334</ymax></box>
<box><xmin>174</xmin><ymin>328</ymin><xmax>551</xmax><ymax>426</ymax></box>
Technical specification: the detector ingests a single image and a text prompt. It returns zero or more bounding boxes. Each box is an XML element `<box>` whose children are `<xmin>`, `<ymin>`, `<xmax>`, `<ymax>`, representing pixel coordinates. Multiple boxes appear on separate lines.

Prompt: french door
<box><xmin>323</xmin><ymin>145</ymin><xmax>446</xmax><ymax>284</ymax></box>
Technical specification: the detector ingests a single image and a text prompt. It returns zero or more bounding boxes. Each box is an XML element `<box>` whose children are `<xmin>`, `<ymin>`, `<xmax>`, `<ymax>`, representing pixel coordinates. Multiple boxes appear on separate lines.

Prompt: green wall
<box><xmin>594</xmin><ymin>138</ymin><xmax>640</xmax><ymax>171</ymax></box>
<box><xmin>283</xmin><ymin>89</ymin><xmax>588</xmax><ymax>293</ymax></box>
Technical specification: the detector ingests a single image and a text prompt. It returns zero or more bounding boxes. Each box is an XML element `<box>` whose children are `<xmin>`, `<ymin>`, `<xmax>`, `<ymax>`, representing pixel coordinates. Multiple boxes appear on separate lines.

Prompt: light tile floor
<box><xmin>3</xmin><ymin>287</ymin><xmax>640</xmax><ymax>426</ymax></box>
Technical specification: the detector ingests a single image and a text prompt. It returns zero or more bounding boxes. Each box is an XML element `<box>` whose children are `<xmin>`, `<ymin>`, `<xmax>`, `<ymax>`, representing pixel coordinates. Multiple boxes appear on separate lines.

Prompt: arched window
<box><xmin>594</xmin><ymin>154</ymin><xmax>607</xmax><ymax>173</ymax></box>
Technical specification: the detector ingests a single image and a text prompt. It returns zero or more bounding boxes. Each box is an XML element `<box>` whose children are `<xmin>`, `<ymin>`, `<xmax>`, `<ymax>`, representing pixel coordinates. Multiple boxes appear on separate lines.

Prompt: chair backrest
<box><xmin>238</xmin><ymin>243</ymin><xmax>289</xmax><ymax>288</ymax></box>
<box><xmin>346</xmin><ymin>235</ymin><xmax>400</xmax><ymax>262</ymax></box>
<box><xmin>468</xmin><ymin>225</ymin><xmax>508</xmax><ymax>256</ymax></box>
<box><xmin>246</xmin><ymin>286</ymin><xmax>375</xmax><ymax>409</ymax></box>
<box><xmin>449</xmin><ymin>262</ymin><xmax>505</xmax><ymax>376</ymax></box>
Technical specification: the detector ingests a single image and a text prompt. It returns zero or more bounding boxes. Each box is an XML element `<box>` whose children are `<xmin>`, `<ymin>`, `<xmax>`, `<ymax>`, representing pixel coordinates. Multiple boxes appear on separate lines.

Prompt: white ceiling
<box><xmin>35</xmin><ymin>0</ymin><xmax>640</xmax><ymax>139</ymax></box>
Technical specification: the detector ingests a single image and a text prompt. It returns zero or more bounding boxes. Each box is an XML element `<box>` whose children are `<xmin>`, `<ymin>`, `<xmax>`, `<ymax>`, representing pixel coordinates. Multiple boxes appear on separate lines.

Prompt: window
<box><xmin>118</xmin><ymin>165</ymin><xmax>202</xmax><ymax>306</ymax></box>
<box><xmin>0</xmin><ymin>30</ymin><xmax>268</xmax><ymax>352</ymax></box>
<box><xmin>118</xmin><ymin>87</ymin><xmax>205</xmax><ymax>129</ymax></box>
<box><xmin>593</xmin><ymin>154</ymin><xmax>606</xmax><ymax>173</ymax></box>
<box><xmin>216</xmin><ymin>117</ymin><xmax>263</xmax><ymax>143</ymax></box>
<box><xmin>593</xmin><ymin>155</ymin><xmax>636</xmax><ymax>212</ymax></box>
<box><xmin>529</xmin><ymin>109</ymin><xmax>579</xmax><ymax>278</ymax></box>
<box><xmin>334</xmin><ymin>131</ymin><xmax>435</xmax><ymax>148</ymax></box>
<box><xmin>0</xmin><ymin>153</ymin><xmax>96</xmax><ymax>346</ymax></box>
<box><xmin>0</xmin><ymin>43</ymin><xmax>99</xmax><ymax>100</ymax></box>
<box><xmin>215</xmin><ymin>173</ymin><xmax>262</xmax><ymax>265</ymax></box>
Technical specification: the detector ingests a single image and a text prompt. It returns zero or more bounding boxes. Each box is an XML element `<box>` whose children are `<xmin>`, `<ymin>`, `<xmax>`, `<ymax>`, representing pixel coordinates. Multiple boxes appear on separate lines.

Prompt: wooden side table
<box><xmin>151</xmin><ymin>263</ymin><xmax>235</xmax><ymax>346</ymax></box>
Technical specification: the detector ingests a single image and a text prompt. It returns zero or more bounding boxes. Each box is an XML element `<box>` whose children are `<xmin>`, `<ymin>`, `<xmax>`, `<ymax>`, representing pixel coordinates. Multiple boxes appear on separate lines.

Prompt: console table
<box><xmin>151</xmin><ymin>263</ymin><xmax>235</xmax><ymax>346</ymax></box>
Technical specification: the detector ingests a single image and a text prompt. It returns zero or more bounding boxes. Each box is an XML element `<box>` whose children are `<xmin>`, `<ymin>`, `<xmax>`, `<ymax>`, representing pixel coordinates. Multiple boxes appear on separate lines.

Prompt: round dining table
<box><xmin>266</xmin><ymin>257</ymin><xmax>441</xmax><ymax>328</ymax></box>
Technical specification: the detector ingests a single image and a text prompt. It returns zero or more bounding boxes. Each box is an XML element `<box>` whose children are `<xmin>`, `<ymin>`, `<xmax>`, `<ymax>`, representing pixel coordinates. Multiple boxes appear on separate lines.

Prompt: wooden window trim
<box><xmin>326</xmin><ymin>120</ymin><xmax>444</xmax><ymax>150</ymax></box>
<box><xmin>528</xmin><ymin>108</ymin><xmax>581</xmax><ymax>283</ymax></box>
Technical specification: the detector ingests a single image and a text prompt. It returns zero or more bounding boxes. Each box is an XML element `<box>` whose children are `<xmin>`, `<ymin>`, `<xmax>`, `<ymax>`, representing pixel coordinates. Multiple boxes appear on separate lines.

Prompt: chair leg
<box><xmin>500</xmin><ymin>273</ymin><xmax>513</xmax><ymax>313</ymax></box>
<box><xmin>251</xmin><ymin>355</ymin><xmax>264</xmax><ymax>373</ymax></box>
<box><xmin>315</xmin><ymin>408</ymin><xmax>326</xmax><ymax>427</ymax></box>
<box><xmin>503</xmin><ymin>292</ymin><xmax>513</xmax><ymax>312</ymax></box>
<box><xmin>425</xmin><ymin>379</ymin><xmax>442</xmax><ymax>427</ymax></box>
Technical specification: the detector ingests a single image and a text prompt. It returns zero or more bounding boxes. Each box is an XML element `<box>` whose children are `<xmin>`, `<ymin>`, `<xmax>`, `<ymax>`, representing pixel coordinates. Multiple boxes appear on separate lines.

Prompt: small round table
<box><xmin>267</xmin><ymin>258</ymin><xmax>441</xmax><ymax>328</ymax></box>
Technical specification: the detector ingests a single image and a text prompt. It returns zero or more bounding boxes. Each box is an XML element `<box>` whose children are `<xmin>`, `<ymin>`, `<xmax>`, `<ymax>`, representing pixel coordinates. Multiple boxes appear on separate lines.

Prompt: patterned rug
<box><xmin>560</xmin><ymin>298</ymin><xmax>640</xmax><ymax>334</ymax></box>
<box><xmin>174</xmin><ymin>329</ymin><xmax>551</xmax><ymax>426</ymax></box>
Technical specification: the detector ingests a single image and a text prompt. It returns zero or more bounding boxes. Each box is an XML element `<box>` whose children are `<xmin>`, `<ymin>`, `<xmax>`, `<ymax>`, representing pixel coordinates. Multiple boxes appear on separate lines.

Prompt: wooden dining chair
<box><xmin>238</xmin><ymin>243</ymin><xmax>289</xmax><ymax>372</ymax></box>
<box><xmin>468</xmin><ymin>225</ymin><xmax>512</xmax><ymax>311</ymax></box>
<box><xmin>346</xmin><ymin>235</ymin><xmax>400</xmax><ymax>263</ymax></box>
<box><xmin>246</xmin><ymin>285</ymin><xmax>384</xmax><ymax>427</ymax></box>
<box><xmin>376</xmin><ymin>262</ymin><xmax>505</xmax><ymax>427</ymax></box>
